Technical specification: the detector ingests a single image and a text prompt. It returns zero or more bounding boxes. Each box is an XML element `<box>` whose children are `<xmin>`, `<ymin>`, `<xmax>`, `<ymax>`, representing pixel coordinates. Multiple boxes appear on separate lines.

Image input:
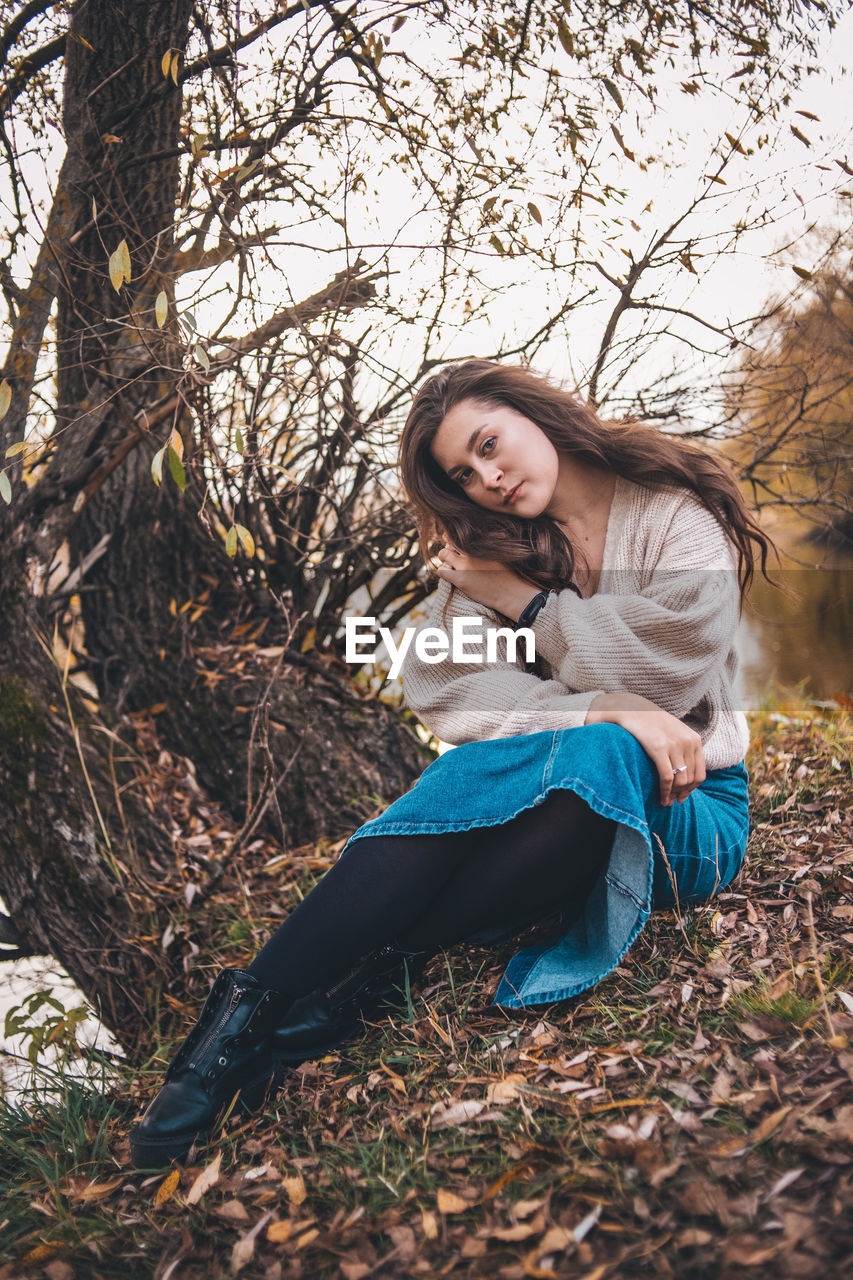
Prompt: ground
<box><xmin>1</xmin><ymin>690</ymin><xmax>851</xmax><ymax>1279</ymax></box>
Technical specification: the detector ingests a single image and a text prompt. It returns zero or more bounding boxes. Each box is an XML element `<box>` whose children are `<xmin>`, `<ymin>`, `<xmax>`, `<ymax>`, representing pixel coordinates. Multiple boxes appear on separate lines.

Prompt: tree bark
<box><xmin>0</xmin><ymin>2</ymin><xmax>433</xmax><ymax>1051</ymax></box>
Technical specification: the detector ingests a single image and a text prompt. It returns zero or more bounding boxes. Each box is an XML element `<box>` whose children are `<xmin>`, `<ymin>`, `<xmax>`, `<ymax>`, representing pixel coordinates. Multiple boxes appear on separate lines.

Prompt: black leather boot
<box><xmin>267</xmin><ymin>941</ymin><xmax>433</xmax><ymax>1067</ymax></box>
<box><xmin>129</xmin><ymin>968</ymin><xmax>292</xmax><ymax>1168</ymax></box>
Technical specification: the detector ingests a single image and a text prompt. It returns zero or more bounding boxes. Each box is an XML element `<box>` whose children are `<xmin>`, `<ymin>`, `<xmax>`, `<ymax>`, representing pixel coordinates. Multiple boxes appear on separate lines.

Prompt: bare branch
<box><xmin>0</xmin><ymin>31</ymin><xmax>65</xmax><ymax>117</ymax></box>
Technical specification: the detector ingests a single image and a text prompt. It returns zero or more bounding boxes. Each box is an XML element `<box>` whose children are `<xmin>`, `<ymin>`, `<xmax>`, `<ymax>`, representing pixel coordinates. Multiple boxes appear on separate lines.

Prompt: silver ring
<box><xmin>672</xmin><ymin>765</ymin><xmax>687</xmax><ymax>776</ymax></box>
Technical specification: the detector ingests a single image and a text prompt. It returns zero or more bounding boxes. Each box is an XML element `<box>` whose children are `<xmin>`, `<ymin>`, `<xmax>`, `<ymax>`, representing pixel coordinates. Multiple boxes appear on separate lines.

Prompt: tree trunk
<box><xmin>0</xmin><ymin>571</ymin><xmax>175</xmax><ymax>1052</ymax></box>
<box><xmin>0</xmin><ymin>1</ymin><xmax>433</xmax><ymax>1052</ymax></box>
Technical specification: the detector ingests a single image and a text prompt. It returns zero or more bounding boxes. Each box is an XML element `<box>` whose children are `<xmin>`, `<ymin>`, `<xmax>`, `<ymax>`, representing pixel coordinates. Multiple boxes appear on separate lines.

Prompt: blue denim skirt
<box><xmin>341</xmin><ymin>724</ymin><xmax>749</xmax><ymax>1009</ymax></box>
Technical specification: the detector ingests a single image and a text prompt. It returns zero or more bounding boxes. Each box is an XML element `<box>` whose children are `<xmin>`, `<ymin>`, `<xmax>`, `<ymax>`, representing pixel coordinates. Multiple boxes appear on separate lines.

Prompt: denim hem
<box><xmin>338</xmin><ymin>725</ymin><xmax>749</xmax><ymax>1011</ymax></box>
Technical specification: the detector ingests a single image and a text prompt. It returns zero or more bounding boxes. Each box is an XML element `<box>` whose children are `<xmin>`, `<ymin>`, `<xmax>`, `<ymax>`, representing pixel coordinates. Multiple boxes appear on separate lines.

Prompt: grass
<box><xmin>0</xmin><ymin>690</ymin><xmax>851</xmax><ymax>1278</ymax></box>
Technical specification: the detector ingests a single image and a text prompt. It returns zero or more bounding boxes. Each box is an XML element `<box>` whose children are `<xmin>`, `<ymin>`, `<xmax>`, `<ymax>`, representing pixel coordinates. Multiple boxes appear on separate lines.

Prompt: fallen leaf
<box><xmin>154</xmin><ymin>1168</ymin><xmax>181</xmax><ymax>1207</ymax></box>
<box><xmin>388</xmin><ymin>1224</ymin><xmax>417</xmax><ymax>1261</ymax></box>
<box><xmin>63</xmin><ymin>1174</ymin><xmax>125</xmax><ymax>1202</ymax></box>
<box><xmin>678</xmin><ymin>1228</ymin><xmax>714</xmax><ymax>1247</ymax></box>
<box><xmin>707</xmin><ymin>1106</ymin><xmax>791</xmax><ymax>1157</ymax></box>
<box><xmin>186</xmin><ymin>1150</ymin><xmax>221</xmax><ymax>1204</ymax></box>
<box><xmin>512</xmin><ymin>1197</ymin><xmax>546</xmax><ymax>1218</ymax></box>
<box><xmin>216</xmin><ymin>1199</ymin><xmax>250</xmax><ymax>1224</ymax></box>
<box><xmin>44</xmin><ymin>1262</ymin><xmax>75</xmax><ymax>1280</ymax></box>
<box><xmin>283</xmin><ymin>1172</ymin><xmax>307</xmax><ymax>1205</ymax></box>
<box><xmin>421</xmin><ymin>1207</ymin><xmax>439</xmax><ymax>1239</ymax></box>
<box><xmin>20</xmin><ymin>1243</ymin><xmax>65</xmax><ymax>1266</ymax></box>
<box><xmin>231</xmin><ymin>1212</ymin><xmax>273</xmax><ymax>1274</ymax></box>
<box><xmin>437</xmin><ymin>1187</ymin><xmax>471</xmax><ymax>1214</ymax></box>
<box><xmin>486</xmin><ymin>1073</ymin><xmax>525</xmax><ymax>1104</ymax></box>
<box><xmin>430</xmin><ymin>1098</ymin><xmax>487</xmax><ymax>1129</ymax></box>
<box><xmin>340</xmin><ymin>1263</ymin><xmax>371</xmax><ymax>1280</ymax></box>
<box><xmin>488</xmin><ymin>1211</ymin><xmax>545</xmax><ymax>1241</ymax></box>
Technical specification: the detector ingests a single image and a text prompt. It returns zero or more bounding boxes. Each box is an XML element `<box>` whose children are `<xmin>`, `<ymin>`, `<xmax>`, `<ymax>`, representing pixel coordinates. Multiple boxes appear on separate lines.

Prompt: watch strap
<box><xmin>517</xmin><ymin>590</ymin><xmax>550</xmax><ymax>627</ymax></box>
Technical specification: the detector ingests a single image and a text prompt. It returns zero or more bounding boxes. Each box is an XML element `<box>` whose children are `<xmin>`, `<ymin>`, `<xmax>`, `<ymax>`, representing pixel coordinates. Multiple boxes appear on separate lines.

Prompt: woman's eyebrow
<box><xmin>447</xmin><ymin>427</ymin><xmax>485</xmax><ymax>479</ymax></box>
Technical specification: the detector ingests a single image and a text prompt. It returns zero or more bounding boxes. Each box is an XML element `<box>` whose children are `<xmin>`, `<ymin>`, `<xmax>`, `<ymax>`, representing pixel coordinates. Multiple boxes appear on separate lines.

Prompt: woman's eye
<box><xmin>458</xmin><ymin>468</ymin><xmax>472</xmax><ymax>485</ymax></box>
<box><xmin>481</xmin><ymin>436</ymin><xmax>496</xmax><ymax>454</ymax></box>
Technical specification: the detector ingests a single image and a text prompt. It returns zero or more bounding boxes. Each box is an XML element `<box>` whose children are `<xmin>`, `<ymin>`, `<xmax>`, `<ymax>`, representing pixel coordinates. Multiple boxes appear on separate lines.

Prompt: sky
<box><xmin>3</xmin><ymin>5</ymin><xmax>851</xmax><ymax>443</ymax></box>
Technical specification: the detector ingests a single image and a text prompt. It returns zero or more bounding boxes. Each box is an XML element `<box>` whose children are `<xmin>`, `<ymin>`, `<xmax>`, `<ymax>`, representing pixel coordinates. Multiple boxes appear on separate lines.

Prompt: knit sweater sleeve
<box><xmin>401</xmin><ymin>578</ymin><xmax>604</xmax><ymax>745</ymax></box>
<box><xmin>529</xmin><ymin>491</ymin><xmax>740</xmax><ymax>719</ymax></box>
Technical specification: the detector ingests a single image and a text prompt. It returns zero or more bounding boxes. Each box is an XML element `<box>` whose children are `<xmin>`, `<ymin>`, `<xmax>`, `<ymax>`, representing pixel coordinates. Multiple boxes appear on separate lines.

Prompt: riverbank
<box><xmin>1</xmin><ymin>690</ymin><xmax>851</xmax><ymax>1279</ymax></box>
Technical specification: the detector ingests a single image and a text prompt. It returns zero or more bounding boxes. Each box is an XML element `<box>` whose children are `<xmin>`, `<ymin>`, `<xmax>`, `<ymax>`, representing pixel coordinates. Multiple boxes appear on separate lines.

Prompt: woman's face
<box><xmin>430</xmin><ymin>397</ymin><xmax>561</xmax><ymax>518</ymax></box>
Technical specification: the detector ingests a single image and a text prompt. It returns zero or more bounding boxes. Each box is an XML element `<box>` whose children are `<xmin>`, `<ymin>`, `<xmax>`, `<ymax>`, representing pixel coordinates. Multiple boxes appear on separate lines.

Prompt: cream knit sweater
<box><xmin>401</xmin><ymin>475</ymin><xmax>750</xmax><ymax>771</ymax></box>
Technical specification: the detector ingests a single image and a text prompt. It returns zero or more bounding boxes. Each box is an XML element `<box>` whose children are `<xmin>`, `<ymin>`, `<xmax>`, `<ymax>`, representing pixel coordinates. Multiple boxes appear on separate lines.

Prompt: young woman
<box><xmin>130</xmin><ymin>359</ymin><xmax>775</xmax><ymax>1168</ymax></box>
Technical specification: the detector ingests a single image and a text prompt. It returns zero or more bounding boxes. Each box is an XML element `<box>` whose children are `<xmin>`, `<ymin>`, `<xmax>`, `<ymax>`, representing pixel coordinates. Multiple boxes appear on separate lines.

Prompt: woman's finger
<box><xmin>655</xmin><ymin>747</ymin><xmax>678</xmax><ymax>807</ymax></box>
<box><xmin>671</xmin><ymin>763</ymin><xmax>689</xmax><ymax>800</ymax></box>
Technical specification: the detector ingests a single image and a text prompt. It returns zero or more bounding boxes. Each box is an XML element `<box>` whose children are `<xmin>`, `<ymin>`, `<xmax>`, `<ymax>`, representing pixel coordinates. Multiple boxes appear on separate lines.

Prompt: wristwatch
<box><xmin>516</xmin><ymin>590</ymin><xmax>551</xmax><ymax>627</ymax></box>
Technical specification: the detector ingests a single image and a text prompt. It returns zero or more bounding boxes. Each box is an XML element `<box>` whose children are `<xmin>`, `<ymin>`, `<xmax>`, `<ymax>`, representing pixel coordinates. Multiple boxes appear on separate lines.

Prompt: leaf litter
<box><xmin>1</xmin><ymin>695</ymin><xmax>851</xmax><ymax>1277</ymax></box>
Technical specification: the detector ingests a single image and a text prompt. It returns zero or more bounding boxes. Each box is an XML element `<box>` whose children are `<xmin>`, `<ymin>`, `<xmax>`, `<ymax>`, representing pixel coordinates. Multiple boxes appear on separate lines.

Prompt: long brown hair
<box><xmin>398</xmin><ymin>359</ymin><xmax>779</xmax><ymax>603</ymax></box>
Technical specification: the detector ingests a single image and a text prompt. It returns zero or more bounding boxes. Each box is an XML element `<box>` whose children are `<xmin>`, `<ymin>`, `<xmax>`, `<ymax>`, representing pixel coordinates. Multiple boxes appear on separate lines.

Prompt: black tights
<box><xmin>247</xmin><ymin>789</ymin><xmax>616</xmax><ymax>1000</ymax></box>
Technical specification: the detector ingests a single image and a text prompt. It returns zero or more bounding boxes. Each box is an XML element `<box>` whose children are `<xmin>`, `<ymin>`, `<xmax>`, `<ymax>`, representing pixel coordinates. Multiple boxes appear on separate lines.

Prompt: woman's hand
<box><xmin>433</xmin><ymin>546</ymin><xmax>538</xmax><ymax>622</ymax></box>
<box><xmin>585</xmin><ymin>691</ymin><xmax>706</xmax><ymax>807</ymax></box>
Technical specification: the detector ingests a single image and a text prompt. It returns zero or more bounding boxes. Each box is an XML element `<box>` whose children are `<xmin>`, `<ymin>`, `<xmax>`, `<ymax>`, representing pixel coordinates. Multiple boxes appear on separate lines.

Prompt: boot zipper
<box><xmin>188</xmin><ymin>986</ymin><xmax>243</xmax><ymax>1068</ymax></box>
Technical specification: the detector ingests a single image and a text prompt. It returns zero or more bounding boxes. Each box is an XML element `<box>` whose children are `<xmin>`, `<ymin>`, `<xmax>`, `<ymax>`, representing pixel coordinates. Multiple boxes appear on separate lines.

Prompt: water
<box><xmin>737</xmin><ymin>565</ymin><xmax>852</xmax><ymax>706</ymax></box>
<box><xmin>2</xmin><ymin>562</ymin><xmax>850</xmax><ymax>1100</ymax></box>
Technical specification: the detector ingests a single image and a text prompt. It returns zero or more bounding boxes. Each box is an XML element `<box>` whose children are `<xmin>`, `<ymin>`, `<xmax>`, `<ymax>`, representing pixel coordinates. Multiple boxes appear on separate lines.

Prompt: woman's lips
<box><xmin>504</xmin><ymin>483</ymin><xmax>522</xmax><ymax>504</ymax></box>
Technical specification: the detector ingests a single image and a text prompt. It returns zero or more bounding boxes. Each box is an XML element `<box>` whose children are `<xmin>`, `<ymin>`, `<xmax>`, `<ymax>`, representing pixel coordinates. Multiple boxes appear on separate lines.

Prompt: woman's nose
<box><xmin>484</xmin><ymin>466</ymin><xmax>503</xmax><ymax>489</ymax></box>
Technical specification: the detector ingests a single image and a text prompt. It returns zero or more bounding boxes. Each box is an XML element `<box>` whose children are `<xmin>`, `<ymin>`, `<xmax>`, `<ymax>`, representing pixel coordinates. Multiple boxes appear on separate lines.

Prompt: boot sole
<box><xmin>129</xmin><ymin>1063</ymin><xmax>281</xmax><ymax>1167</ymax></box>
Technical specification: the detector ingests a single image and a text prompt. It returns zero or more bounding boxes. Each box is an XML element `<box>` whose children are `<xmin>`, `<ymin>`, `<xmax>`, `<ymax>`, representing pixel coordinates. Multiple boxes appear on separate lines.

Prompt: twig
<box><xmin>805</xmin><ymin>891</ymin><xmax>838</xmax><ymax>1042</ymax></box>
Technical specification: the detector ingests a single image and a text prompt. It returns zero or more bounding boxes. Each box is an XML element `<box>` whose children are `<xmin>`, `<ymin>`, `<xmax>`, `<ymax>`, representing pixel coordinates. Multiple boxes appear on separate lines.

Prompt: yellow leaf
<box><xmin>20</xmin><ymin>1242</ymin><xmax>64</xmax><ymax>1265</ymax></box>
<box><xmin>266</xmin><ymin>1219</ymin><xmax>293</xmax><ymax>1243</ymax></box>
<box><xmin>170</xmin><ymin>51</ymin><xmax>180</xmax><ymax>85</ymax></box>
<box><xmin>436</xmin><ymin>1187</ymin><xmax>471</xmax><ymax>1215</ymax></box>
<box><xmin>295</xmin><ymin>1227</ymin><xmax>319</xmax><ymax>1249</ymax></box>
<box><xmin>225</xmin><ymin>526</ymin><xmax>238</xmax><ymax>557</ymax></box>
<box><xmin>707</xmin><ymin>1105</ymin><xmax>791</xmax><ymax>1157</ymax></box>
<box><xmin>103</xmin><ymin>133</ymin><xmax>122</xmax><ymax>144</ymax></box>
<box><xmin>161</xmin><ymin>49</ymin><xmax>173</xmax><ymax>76</ymax></box>
<box><xmin>155</xmin><ymin>291</ymin><xmax>168</xmax><ymax>328</ymax></box>
<box><xmin>108</xmin><ymin>240</ymin><xmax>130</xmax><ymax>292</ymax></box>
<box><xmin>235</xmin><ymin>524</ymin><xmax>255</xmax><ymax>557</ymax></box>
<box><xmin>186</xmin><ymin>1151</ymin><xmax>221</xmax><ymax>1205</ymax></box>
<box><xmin>792</xmin><ymin>265</ymin><xmax>813</xmax><ymax>280</ymax></box>
<box><xmin>0</xmin><ymin>379</ymin><xmax>11</xmax><ymax>419</ymax></box>
<box><xmin>283</xmin><ymin>1172</ymin><xmax>307</xmax><ymax>1205</ymax></box>
<box><xmin>421</xmin><ymin>1207</ymin><xmax>439</xmax><ymax>1239</ymax></box>
<box><xmin>169</xmin><ymin>427</ymin><xmax>184</xmax><ymax>461</ymax></box>
<box><xmin>1</xmin><ymin>471</ymin><xmax>13</xmax><ymax>504</ymax></box>
<box><xmin>72</xmin><ymin>1174</ymin><xmax>126</xmax><ymax>1202</ymax></box>
<box><xmin>527</xmin><ymin>202</ymin><xmax>543</xmax><ymax>225</ymax></box>
<box><xmin>154</xmin><ymin>1167</ymin><xmax>181</xmax><ymax>1207</ymax></box>
<box><xmin>5</xmin><ymin>440</ymin><xmax>26</xmax><ymax>457</ymax></box>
